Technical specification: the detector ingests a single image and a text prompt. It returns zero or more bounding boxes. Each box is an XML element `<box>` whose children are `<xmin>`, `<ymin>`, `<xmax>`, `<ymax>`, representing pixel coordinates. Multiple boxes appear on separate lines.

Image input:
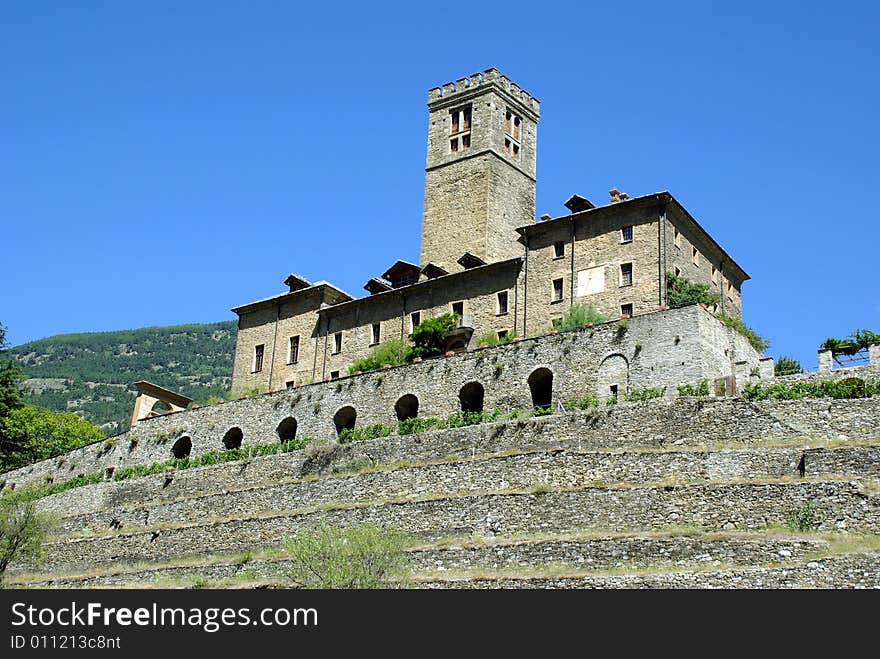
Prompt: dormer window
<box><xmin>450</xmin><ymin>105</ymin><xmax>471</xmax><ymax>153</ymax></box>
<box><xmin>504</xmin><ymin>110</ymin><xmax>521</xmax><ymax>158</ymax></box>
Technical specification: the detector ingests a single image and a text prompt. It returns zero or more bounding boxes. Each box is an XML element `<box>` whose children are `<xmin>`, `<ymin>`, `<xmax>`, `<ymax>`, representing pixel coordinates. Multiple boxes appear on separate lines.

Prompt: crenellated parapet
<box><xmin>428</xmin><ymin>68</ymin><xmax>540</xmax><ymax>118</ymax></box>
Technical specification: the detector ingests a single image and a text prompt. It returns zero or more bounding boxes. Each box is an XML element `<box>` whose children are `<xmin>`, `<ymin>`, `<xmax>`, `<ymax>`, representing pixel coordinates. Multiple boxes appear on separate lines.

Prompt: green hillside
<box><xmin>9</xmin><ymin>321</ymin><xmax>236</xmax><ymax>434</ymax></box>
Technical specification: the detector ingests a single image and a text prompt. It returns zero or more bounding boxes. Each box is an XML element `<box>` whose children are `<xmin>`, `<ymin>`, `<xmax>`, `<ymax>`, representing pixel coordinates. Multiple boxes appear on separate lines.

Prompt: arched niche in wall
<box><xmin>395</xmin><ymin>394</ymin><xmax>419</xmax><ymax>421</ymax></box>
<box><xmin>459</xmin><ymin>382</ymin><xmax>485</xmax><ymax>413</ymax></box>
<box><xmin>527</xmin><ymin>368</ymin><xmax>553</xmax><ymax>409</ymax></box>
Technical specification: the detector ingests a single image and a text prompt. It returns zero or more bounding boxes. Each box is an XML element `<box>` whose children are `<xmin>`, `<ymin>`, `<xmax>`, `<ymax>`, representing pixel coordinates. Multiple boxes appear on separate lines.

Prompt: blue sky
<box><xmin>2</xmin><ymin>1</ymin><xmax>877</xmax><ymax>370</ymax></box>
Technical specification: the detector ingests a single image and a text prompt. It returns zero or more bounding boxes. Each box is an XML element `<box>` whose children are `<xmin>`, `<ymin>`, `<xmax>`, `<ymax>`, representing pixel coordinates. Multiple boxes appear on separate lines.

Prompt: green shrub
<box><xmin>348</xmin><ymin>339</ymin><xmax>408</xmax><ymax>374</ymax></box>
<box><xmin>284</xmin><ymin>520</ymin><xmax>411</xmax><ymax>589</ymax></box>
<box><xmin>1</xmin><ymin>497</ymin><xmax>52</xmax><ymax>583</ymax></box>
<box><xmin>398</xmin><ymin>417</ymin><xmax>446</xmax><ymax>435</ymax></box>
<box><xmin>445</xmin><ymin>410</ymin><xmax>486</xmax><ymax>428</ymax></box>
<box><xmin>774</xmin><ymin>356</ymin><xmax>802</xmax><ymax>376</ymax></box>
<box><xmin>338</xmin><ymin>423</ymin><xmax>393</xmax><ymax>444</ymax></box>
<box><xmin>821</xmin><ymin>329</ymin><xmax>880</xmax><ymax>358</ymax></box>
<box><xmin>677</xmin><ymin>380</ymin><xmax>710</xmax><ymax>397</ymax></box>
<box><xmin>407</xmin><ymin>313</ymin><xmax>458</xmax><ymax>360</ymax></box>
<box><xmin>715</xmin><ymin>313</ymin><xmax>769</xmax><ymax>352</ymax></box>
<box><xmin>551</xmin><ymin>304</ymin><xmax>609</xmax><ymax>332</ymax></box>
<box><xmin>565</xmin><ymin>395</ymin><xmax>601</xmax><ymax>411</ymax></box>
<box><xmin>741</xmin><ymin>378</ymin><xmax>879</xmax><ymax>401</ymax></box>
<box><xmin>667</xmin><ymin>272</ymin><xmax>721</xmax><ymax>309</ymax></box>
<box><xmin>623</xmin><ymin>386</ymin><xmax>667</xmax><ymax>402</ymax></box>
<box><xmin>788</xmin><ymin>500</ymin><xmax>818</xmax><ymax>532</ymax></box>
<box><xmin>475</xmin><ymin>331</ymin><xmax>517</xmax><ymax>347</ymax></box>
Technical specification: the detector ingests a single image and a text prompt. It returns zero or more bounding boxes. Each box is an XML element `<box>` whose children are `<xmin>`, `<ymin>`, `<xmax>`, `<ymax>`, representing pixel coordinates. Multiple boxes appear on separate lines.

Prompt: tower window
<box><xmin>552</xmin><ymin>278</ymin><xmax>564</xmax><ymax>302</ymax></box>
<box><xmin>553</xmin><ymin>241</ymin><xmax>565</xmax><ymax>258</ymax></box>
<box><xmin>504</xmin><ymin>110</ymin><xmax>521</xmax><ymax>158</ymax></box>
<box><xmin>333</xmin><ymin>332</ymin><xmax>342</xmax><ymax>354</ymax></box>
<box><xmin>692</xmin><ymin>247</ymin><xmax>699</xmax><ymax>266</ymax></box>
<box><xmin>621</xmin><ymin>303</ymin><xmax>633</xmax><ymax>318</ymax></box>
<box><xmin>450</xmin><ymin>105</ymin><xmax>471</xmax><ymax>153</ymax></box>
<box><xmin>621</xmin><ymin>225</ymin><xmax>633</xmax><ymax>243</ymax></box>
<box><xmin>253</xmin><ymin>344</ymin><xmax>265</xmax><ymax>373</ymax></box>
<box><xmin>620</xmin><ymin>263</ymin><xmax>633</xmax><ymax>287</ymax></box>
<box><xmin>371</xmin><ymin>323</ymin><xmax>381</xmax><ymax>345</ymax></box>
<box><xmin>288</xmin><ymin>335</ymin><xmax>300</xmax><ymax>364</ymax></box>
<box><xmin>497</xmin><ymin>291</ymin><xmax>509</xmax><ymax>315</ymax></box>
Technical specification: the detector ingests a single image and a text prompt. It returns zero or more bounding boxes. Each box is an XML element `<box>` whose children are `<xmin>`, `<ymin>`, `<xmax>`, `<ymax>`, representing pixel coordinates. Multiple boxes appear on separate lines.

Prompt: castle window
<box><xmin>498</xmin><ymin>330</ymin><xmax>509</xmax><ymax>341</ymax></box>
<box><xmin>450</xmin><ymin>105</ymin><xmax>471</xmax><ymax>153</ymax></box>
<box><xmin>410</xmin><ymin>312</ymin><xmax>421</xmax><ymax>331</ymax></box>
<box><xmin>674</xmin><ymin>266</ymin><xmax>681</xmax><ymax>277</ymax></box>
<box><xmin>621</xmin><ymin>303</ymin><xmax>633</xmax><ymax>318</ymax></box>
<box><xmin>692</xmin><ymin>247</ymin><xmax>699</xmax><ymax>266</ymax></box>
<box><xmin>504</xmin><ymin>110</ymin><xmax>521</xmax><ymax>158</ymax></box>
<box><xmin>253</xmin><ymin>344</ymin><xmax>265</xmax><ymax>373</ymax></box>
<box><xmin>674</xmin><ymin>228</ymin><xmax>681</xmax><ymax>249</ymax></box>
<box><xmin>553</xmin><ymin>241</ymin><xmax>565</xmax><ymax>259</ymax></box>
<box><xmin>333</xmin><ymin>332</ymin><xmax>342</xmax><ymax>354</ymax></box>
<box><xmin>288</xmin><ymin>335</ymin><xmax>300</xmax><ymax>364</ymax></box>
<box><xmin>711</xmin><ymin>266</ymin><xmax>718</xmax><ymax>285</ymax></box>
<box><xmin>620</xmin><ymin>263</ymin><xmax>633</xmax><ymax>287</ymax></box>
<box><xmin>452</xmin><ymin>301</ymin><xmax>464</xmax><ymax>317</ymax></box>
<box><xmin>371</xmin><ymin>323</ymin><xmax>381</xmax><ymax>345</ymax></box>
<box><xmin>497</xmin><ymin>291</ymin><xmax>509</xmax><ymax>315</ymax></box>
<box><xmin>330</xmin><ymin>370</ymin><xmax>340</xmax><ymax>380</ymax></box>
<box><xmin>621</xmin><ymin>225</ymin><xmax>633</xmax><ymax>243</ymax></box>
<box><xmin>551</xmin><ymin>278</ymin><xmax>564</xmax><ymax>303</ymax></box>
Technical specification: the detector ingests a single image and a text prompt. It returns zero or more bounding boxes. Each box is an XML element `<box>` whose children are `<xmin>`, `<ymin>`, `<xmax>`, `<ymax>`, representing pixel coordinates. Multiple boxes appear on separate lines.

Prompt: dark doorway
<box><xmin>459</xmin><ymin>382</ymin><xmax>485</xmax><ymax>413</ymax></box>
<box><xmin>528</xmin><ymin>368</ymin><xmax>553</xmax><ymax>409</ymax></box>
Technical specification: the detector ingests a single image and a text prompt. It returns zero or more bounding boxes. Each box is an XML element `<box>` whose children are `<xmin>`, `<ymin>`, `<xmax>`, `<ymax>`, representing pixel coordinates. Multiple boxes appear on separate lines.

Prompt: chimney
<box><xmin>609</xmin><ymin>188</ymin><xmax>629</xmax><ymax>203</ymax></box>
<box><xmin>540</xmin><ymin>213</ymin><xmax>552</xmax><ymax>221</ymax></box>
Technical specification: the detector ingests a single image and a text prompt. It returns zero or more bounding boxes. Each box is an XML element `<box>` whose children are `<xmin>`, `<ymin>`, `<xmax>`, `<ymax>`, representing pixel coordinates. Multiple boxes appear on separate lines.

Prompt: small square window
<box><xmin>253</xmin><ymin>344</ymin><xmax>265</xmax><ymax>373</ymax></box>
<box><xmin>330</xmin><ymin>371</ymin><xmax>340</xmax><ymax>380</ymax></box>
<box><xmin>371</xmin><ymin>323</ymin><xmax>381</xmax><ymax>345</ymax></box>
<box><xmin>288</xmin><ymin>335</ymin><xmax>300</xmax><ymax>364</ymax></box>
<box><xmin>333</xmin><ymin>332</ymin><xmax>342</xmax><ymax>354</ymax></box>
<box><xmin>553</xmin><ymin>241</ymin><xmax>565</xmax><ymax>258</ymax></box>
<box><xmin>498</xmin><ymin>330</ymin><xmax>509</xmax><ymax>340</ymax></box>
<box><xmin>552</xmin><ymin>278</ymin><xmax>564</xmax><ymax>302</ymax></box>
<box><xmin>620</xmin><ymin>263</ymin><xmax>633</xmax><ymax>287</ymax></box>
<box><xmin>410</xmin><ymin>312</ymin><xmax>421</xmax><ymax>331</ymax></box>
<box><xmin>285</xmin><ymin>380</ymin><xmax>296</xmax><ymax>389</ymax></box>
<box><xmin>621</xmin><ymin>226</ymin><xmax>633</xmax><ymax>243</ymax></box>
<box><xmin>452</xmin><ymin>301</ymin><xmax>464</xmax><ymax>317</ymax></box>
<box><xmin>621</xmin><ymin>303</ymin><xmax>633</xmax><ymax>318</ymax></box>
<box><xmin>497</xmin><ymin>291</ymin><xmax>509</xmax><ymax>315</ymax></box>
<box><xmin>610</xmin><ymin>384</ymin><xmax>619</xmax><ymax>400</ymax></box>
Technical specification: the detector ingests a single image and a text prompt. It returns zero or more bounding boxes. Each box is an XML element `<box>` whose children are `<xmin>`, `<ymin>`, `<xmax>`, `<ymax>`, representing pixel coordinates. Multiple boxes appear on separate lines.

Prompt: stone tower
<box><xmin>420</xmin><ymin>68</ymin><xmax>540</xmax><ymax>271</ymax></box>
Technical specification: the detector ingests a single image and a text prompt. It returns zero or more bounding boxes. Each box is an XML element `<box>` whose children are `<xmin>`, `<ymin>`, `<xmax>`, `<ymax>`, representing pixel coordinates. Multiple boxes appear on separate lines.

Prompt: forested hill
<box><xmin>9</xmin><ymin>321</ymin><xmax>237</xmax><ymax>434</ymax></box>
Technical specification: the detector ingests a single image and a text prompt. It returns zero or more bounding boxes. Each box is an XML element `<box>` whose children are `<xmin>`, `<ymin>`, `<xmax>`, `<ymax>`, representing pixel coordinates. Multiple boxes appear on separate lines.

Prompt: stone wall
<box><xmin>1</xmin><ymin>306</ymin><xmax>776</xmax><ymax>491</ymax></box>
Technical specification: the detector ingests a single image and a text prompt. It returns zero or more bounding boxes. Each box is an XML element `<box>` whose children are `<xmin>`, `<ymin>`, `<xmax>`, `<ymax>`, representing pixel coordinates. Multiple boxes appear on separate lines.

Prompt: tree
<box><xmin>0</xmin><ymin>497</ymin><xmax>50</xmax><ymax>584</ymax></box>
<box><xmin>0</xmin><ymin>405</ymin><xmax>105</xmax><ymax>472</ymax></box>
<box><xmin>284</xmin><ymin>521</ymin><xmax>411</xmax><ymax>589</ymax></box>
<box><xmin>0</xmin><ymin>322</ymin><xmax>24</xmax><ymax>419</ymax></box>
<box><xmin>774</xmin><ymin>356</ymin><xmax>802</xmax><ymax>376</ymax></box>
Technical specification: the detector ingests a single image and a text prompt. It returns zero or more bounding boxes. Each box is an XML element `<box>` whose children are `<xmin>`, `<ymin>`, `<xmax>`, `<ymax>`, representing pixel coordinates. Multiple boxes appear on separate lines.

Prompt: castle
<box><xmin>231</xmin><ymin>68</ymin><xmax>748</xmax><ymax>393</ymax></box>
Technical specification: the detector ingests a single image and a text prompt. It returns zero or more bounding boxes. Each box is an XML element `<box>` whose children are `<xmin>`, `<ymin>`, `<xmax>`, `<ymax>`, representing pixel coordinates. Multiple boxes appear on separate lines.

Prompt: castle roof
<box><xmin>517</xmin><ymin>191</ymin><xmax>750</xmax><ymax>283</ymax></box>
<box><xmin>231</xmin><ymin>280</ymin><xmax>354</xmax><ymax>315</ymax></box>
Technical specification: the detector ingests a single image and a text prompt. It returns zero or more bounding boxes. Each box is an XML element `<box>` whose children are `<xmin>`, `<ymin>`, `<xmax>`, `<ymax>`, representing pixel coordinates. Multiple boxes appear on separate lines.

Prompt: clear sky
<box><xmin>2</xmin><ymin>1</ymin><xmax>878</xmax><ymax>371</ymax></box>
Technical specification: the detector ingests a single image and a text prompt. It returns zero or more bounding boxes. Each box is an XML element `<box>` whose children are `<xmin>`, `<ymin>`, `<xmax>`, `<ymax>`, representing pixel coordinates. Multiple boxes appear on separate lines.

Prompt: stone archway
<box><xmin>222</xmin><ymin>427</ymin><xmax>243</xmax><ymax>450</ymax></box>
<box><xmin>276</xmin><ymin>417</ymin><xmax>298</xmax><ymax>441</ymax></box>
<box><xmin>459</xmin><ymin>382</ymin><xmax>485</xmax><ymax>413</ymax></box>
<box><xmin>597</xmin><ymin>353</ymin><xmax>629</xmax><ymax>400</ymax></box>
<box><xmin>333</xmin><ymin>406</ymin><xmax>357</xmax><ymax>436</ymax></box>
<box><xmin>395</xmin><ymin>394</ymin><xmax>419</xmax><ymax>421</ymax></box>
<box><xmin>527</xmin><ymin>368</ymin><xmax>553</xmax><ymax>409</ymax></box>
<box><xmin>171</xmin><ymin>435</ymin><xmax>192</xmax><ymax>459</ymax></box>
